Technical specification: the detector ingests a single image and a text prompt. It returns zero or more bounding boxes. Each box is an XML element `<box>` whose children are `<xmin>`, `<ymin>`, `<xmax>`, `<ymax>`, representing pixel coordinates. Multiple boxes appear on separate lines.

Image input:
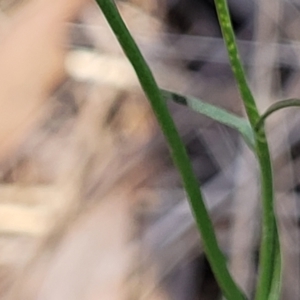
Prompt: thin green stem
<box><xmin>268</xmin><ymin>227</ymin><xmax>282</xmax><ymax>300</ymax></box>
<box><xmin>213</xmin><ymin>1</ymin><xmax>259</xmax><ymax>127</ymax></box>
<box><xmin>94</xmin><ymin>0</ymin><xmax>246</xmax><ymax>299</ymax></box>
<box><xmin>214</xmin><ymin>0</ymin><xmax>281</xmax><ymax>299</ymax></box>
<box><xmin>255</xmin><ymin>135</ymin><xmax>278</xmax><ymax>300</ymax></box>
<box><xmin>255</xmin><ymin>98</ymin><xmax>300</xmax><ymax>131</ymax></box>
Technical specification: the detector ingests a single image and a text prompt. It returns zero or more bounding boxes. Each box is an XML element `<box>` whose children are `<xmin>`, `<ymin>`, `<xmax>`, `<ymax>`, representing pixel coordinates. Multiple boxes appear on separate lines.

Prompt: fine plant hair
<box><xmin>94</xmin><ymin>0</ymin><xmax>300</xmax><ymax>299</ymax></box>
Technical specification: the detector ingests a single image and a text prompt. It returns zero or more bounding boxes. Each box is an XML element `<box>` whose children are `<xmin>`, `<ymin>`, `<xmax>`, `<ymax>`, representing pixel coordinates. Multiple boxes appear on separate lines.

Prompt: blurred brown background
<box><xmin>0</xmin><ymin>0</ymin><xmax>300</xmax><ymax>299</ymax></box>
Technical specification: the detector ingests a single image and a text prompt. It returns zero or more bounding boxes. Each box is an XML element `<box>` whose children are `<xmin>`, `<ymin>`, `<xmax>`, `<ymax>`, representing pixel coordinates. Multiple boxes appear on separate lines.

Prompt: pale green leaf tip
<box><xmin>161</xmin><ymin>89</ymin><xmax>255</xmax><ymax>151</ymax></box>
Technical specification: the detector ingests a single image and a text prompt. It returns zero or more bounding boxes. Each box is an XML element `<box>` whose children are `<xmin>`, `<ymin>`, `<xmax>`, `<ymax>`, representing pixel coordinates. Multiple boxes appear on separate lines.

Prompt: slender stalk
<box><xmin>255</xmin><ymin>98</ymin><xmax>300</xmax><ymax>131</ymax></box>
<box><xmin>268</xmin><ymin>232</ymin><xmax>282</xmax><ymax>300</ymax></box>
<box><xmin>214</xmin><ymin>0</ymin><xmax>281</xmax><ymax>299</ymax></box>
<box><xmin>94</xmin><ymin>0</ymin><xmax>246</xmax><ymax>299</ymax></box>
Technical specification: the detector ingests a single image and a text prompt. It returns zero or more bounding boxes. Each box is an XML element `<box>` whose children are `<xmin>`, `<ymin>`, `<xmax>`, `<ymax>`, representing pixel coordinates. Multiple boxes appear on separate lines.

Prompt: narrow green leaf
<box><xmin>255</xmin><ymin>99</ymin><xmax>300</xmax><ymax>131</ymax></box>
<box><xmin>161</xmin><ymin>89</ymin><xmax>255</xmax><ymax>150</ymax></box>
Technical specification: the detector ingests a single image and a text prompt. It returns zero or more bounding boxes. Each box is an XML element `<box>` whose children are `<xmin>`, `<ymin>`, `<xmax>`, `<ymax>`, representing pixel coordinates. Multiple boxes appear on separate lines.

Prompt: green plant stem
<box><xmin>254</xmin><ymin>136</ymin><xmax>278</xmax><ymax>300</ymax></box>
<box><xmin>255</xmin><ymin>98</ymin><xmax>300</xmax><ymax>131</ymax></box>
<box><xmin>94</xmin><ymin>0</ymin><xmax>246</xmax><ymax>299</ymax></box>
<box><xmin>214</xmin><ymin>0</ymin><xmax>281</xmax><ymax>299</ymax></box>
<box><xmin>268</xmin><ymin>233</ymin><xmax>282</xmax><ymax>300</ymax></box>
